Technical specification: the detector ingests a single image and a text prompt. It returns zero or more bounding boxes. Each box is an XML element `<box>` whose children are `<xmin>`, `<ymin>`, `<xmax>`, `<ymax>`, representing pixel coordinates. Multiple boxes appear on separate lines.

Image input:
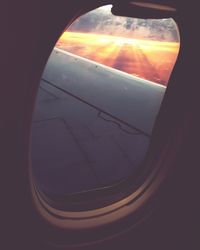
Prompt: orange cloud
<box><xmin>56</xmin><ymin>31</ymin><xmax>180</xmax><ymax>86</ymax></box>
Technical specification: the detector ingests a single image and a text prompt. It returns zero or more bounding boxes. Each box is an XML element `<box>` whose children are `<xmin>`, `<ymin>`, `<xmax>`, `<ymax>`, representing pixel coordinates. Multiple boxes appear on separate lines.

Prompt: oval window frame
<box><xmin>29</xmin><ymin>2</ymin><xmax>181</xmax><ymax>246</ymax></box>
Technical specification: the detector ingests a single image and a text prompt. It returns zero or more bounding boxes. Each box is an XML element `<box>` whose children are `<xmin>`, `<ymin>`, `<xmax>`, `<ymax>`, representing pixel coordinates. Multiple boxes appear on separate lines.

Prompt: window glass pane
<box><xmin>31</xmin><ymin>5</ymin><xmax>180</xmax><ymax>197</ymax></box>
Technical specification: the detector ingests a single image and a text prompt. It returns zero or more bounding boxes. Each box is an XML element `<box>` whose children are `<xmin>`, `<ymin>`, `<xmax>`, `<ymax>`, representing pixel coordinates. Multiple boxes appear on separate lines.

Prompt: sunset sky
<box><xmin>56</xmin><ymin>5</ymin><xmax>180</xmax><ymax>86</ymax></box>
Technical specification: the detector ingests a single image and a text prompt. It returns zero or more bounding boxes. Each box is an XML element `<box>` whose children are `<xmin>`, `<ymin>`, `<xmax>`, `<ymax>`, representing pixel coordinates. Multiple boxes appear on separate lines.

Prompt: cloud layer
<box><xmin>68</xmin><ymin>5</ymin><xmax>179</xmax><ymax>42</ymax></box>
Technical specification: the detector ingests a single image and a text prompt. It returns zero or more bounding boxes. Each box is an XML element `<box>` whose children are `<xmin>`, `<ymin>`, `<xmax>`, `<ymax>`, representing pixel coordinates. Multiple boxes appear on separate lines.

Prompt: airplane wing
<box><xmin>42</xmin><ymin>48</ymin><xmax>165</xmax><ymax>136</ymax></box>
<box><xmin>32</xmin><ymin>48</ymin><xmax>166</xmax><ymax>196</ymax></box>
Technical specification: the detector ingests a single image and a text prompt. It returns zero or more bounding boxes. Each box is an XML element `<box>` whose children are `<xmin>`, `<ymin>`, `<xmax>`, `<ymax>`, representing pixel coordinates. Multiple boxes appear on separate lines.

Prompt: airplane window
<box><xmin>31</xmin><ymin>5</ymin><xmax>180</xmax><ymax>204</ymax></box>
